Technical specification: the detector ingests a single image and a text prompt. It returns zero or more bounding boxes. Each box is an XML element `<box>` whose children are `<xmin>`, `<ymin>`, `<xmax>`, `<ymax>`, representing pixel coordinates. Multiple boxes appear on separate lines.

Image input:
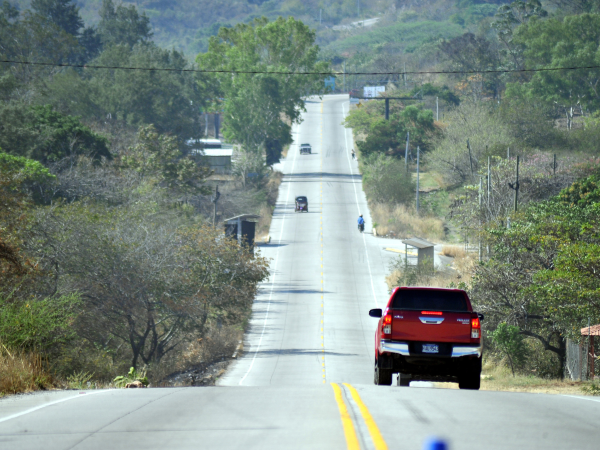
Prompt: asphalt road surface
<box><xmin>1</xmin><ymin>95</ymin><xmax>599</xmax><ymax>450</ymax></box>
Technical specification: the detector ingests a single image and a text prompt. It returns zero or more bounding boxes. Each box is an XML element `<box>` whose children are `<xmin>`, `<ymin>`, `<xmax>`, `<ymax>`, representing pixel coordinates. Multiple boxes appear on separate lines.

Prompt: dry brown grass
<box><xmin>440</xmin><ymin>245</ymin><xmax>466</xmax><ymax>258</ymax></box>
<box><xmin>386</xmin><ymin>268</ymin><xmax>461</xmax><ymax>290</ymax></box>
<box><xmin>0</xmin><ymin>346</ymin><xmax>55</xmax><ymax>396</ymax></box>
<box><xmin>385</xmin><ymin>252</ymin><xmax>476</xmax><ymax>291</ymax></box>
<box><xmin>371</xmin><ymin>202</ymin><xmax>444</xmax><ymax>241</ymax></box>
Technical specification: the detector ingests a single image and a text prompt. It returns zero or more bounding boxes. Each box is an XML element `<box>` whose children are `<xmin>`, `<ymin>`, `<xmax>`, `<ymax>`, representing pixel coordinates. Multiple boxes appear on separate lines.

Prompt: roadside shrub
<box><xmin>440</xmin><ymin>245</ymin><xmax>465</xmax><ymax>258</ymax></box>
<box><xmin>0</xmin><ymin>348</ymin><xmax>54</xmax><ymax>396</ymax></box>
<box><xmin>370</xmin><ymin>202</ymin><xmax>444</xmax><ymax>240</ymax></box>
<box><xmin>0</xmin><ymin>294</ymin><xmax>81</xmax><ymax>353</ymax></box>
<box><xmin>362</xmin><ymin>153</ymin><xmax>415</xmax><ymax>204</ymax></box>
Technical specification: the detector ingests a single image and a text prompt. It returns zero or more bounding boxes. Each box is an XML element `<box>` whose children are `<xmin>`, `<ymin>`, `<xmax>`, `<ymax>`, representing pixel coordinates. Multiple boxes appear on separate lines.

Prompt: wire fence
<box><xmin>565</xmin><ymin>338</ymin><xmax>591</xmax><ymax>381</ymax></box>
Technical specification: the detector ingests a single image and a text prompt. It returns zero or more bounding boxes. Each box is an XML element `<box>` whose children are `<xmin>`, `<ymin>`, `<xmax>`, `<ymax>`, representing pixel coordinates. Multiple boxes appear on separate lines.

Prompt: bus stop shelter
<box><xmin>401</xmin><ymin>237</ymin><xmax>435</xmax><ymax>270</ymax></box>
<box><xmin>224</xmin><ymin>214</ymin><xmax>260</xmax><ymax>252</ymax></box>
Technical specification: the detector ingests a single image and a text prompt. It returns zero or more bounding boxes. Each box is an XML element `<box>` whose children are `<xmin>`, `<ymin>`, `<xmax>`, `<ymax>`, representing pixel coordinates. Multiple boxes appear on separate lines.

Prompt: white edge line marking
<box><xmin>239</xmin><ymin>122</ymin><xmax>299</xmax><ymax>385</ymax></box>
<box><xmin>563</xmin><ymin>395</ymin><xmax>600</xmax><ymax>403</ymax></box>
<box><xmin>342</xmin><ymin>101</ymin><xmax>379</xmax><ymax>307</ymax></box>
<box><xmin>0</xmin><ymin>390</ymin><xmax>110</xmax><ymax>424</ymax></box>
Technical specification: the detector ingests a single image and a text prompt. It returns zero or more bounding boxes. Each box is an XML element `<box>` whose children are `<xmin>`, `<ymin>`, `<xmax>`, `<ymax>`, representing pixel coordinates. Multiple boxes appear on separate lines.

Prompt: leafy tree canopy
<box><xmin>31</xmin><ymin>0</ymin><xmax>83</xmax><ymax>36</ymax></box>
<box><xmin>344</xmin><ymin>103</ymin><xmax>435</xmax><ymax>158</ymax></box>
<box><xmin>197</xmin><ymin>16</ymin><xmax>330</xmax><ymax>161</ymax></box>
<box><xmin>27</xmin><ymin>105</ymin><xmax>111</xmax><ymax>163</ymax></box>
<box><xmin>89</xmin><ymin>44</ymin><xmax>202</xmax><ymax>138</ymax></box>
<box><xmin>507</xmin><ymin>13</ymin><xmax>600</xmax><ymax>112</ymax></box>
<box><xmin>97</xmin><ymin>0</ymin><xmax>152</xmax><ymax>48</ymax></box>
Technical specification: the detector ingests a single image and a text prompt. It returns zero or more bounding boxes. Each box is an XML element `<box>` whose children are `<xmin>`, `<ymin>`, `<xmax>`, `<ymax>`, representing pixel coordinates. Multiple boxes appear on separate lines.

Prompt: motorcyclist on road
<box><xmin>357</xmin><ymin>214</ymin><xmax>365</xmax><ymax>232</ymax></box>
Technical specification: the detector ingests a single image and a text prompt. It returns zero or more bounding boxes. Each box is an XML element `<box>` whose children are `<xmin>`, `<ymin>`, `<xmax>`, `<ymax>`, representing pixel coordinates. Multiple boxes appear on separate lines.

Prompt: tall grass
<box><xmin>440</xmin><ymin>245</ymin><xmax>466</xmax><ymax>258</ymax></box>
<box><xmin>0</xmin><ymin>345</ymin><xmax>54</xmax><ymax>396</ymax></box>
<box><xmin>371</xmin><ymin>202</ymin><xmax>444</xmax><ymax>241</ymax></box>
<box><xmin>385</xmin><ymin>252</ymin><xmax>475</xmax><ymax>290</ymax></box>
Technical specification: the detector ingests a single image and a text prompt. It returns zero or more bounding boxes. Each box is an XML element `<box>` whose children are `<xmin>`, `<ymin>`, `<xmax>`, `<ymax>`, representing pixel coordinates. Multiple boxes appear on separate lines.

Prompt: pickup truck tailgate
<box><xmin>391</xmin><ymin>310</ymin><xmax>473</xmax><ymax>343</ymax></box>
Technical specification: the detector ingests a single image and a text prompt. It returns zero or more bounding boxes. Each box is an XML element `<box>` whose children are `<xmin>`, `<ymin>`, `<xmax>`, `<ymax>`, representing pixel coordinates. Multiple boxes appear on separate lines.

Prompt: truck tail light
<box><xmin>471</xmin><ymin>317</ymin><xmax>480</xmax><ymax>339</ymax></box>
<box><xmin>382</xmin><ymin>314</ymin><xmax>392</xmax><ymax>335</ymax></box>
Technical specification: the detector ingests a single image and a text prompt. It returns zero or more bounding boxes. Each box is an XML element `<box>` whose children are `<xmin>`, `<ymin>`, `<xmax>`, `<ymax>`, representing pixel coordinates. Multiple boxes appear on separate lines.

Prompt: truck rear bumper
<box><xmin>379</xmin><ymin>339</ymin><xmax>482</xmax><ymax>358</ymax></box>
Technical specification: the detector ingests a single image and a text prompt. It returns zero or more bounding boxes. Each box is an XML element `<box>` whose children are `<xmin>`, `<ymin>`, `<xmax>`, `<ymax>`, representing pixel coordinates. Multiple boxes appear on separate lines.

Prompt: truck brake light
<box><xmin>471</xmin><ymin>317</ymin><xmax>481</xmax><ymax>339</ymax></box>
<box><xmin>421</xmin><ymin>311</ymin><xmax>443</xmax><ymax>315</ymax></box>
<box><xmin>382</xmin><ymin>314</ymin><xmax>392</xmax><ymax>335</ymax></box>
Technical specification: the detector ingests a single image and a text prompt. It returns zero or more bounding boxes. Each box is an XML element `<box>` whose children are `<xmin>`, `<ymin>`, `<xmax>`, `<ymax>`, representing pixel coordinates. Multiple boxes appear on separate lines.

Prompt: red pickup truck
<box><xmin>369</xmin><ymin>287</ymin><xmax>483</xmax><ymax>389</ymax></box>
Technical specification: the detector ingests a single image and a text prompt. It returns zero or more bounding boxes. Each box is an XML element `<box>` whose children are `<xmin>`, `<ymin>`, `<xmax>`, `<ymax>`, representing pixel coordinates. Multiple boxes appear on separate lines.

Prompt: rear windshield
<box><xmin>296</xmin><ymin>197</ymin><xmax>307</xmax><ymax>202</ymax></box>
<box><xmin>391</xmin><ymin>289</ymin><xmax>469</xmax><ymax>312</ymax></box>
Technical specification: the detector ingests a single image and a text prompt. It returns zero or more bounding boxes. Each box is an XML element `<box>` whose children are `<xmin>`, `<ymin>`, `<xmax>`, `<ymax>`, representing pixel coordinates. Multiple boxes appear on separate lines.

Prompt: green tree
<box><xmin>97</xmin><ymin>0</ymin><xmax>152</xmax><ymax>48</ymax></box>
<box><xmin>361</xmin><ymin>153</ymin><xmax>415</xmax><ymax>204</ymax></box>
<box><xmin>197</xmin><ymin>17</ymin><xmax>330</xmax><ymax>162</ymax></box>
<box><xmin>122</xmin><ymin>125</ymin><xmax>212</xmax><ymax>197</ymax></box>
<box><xmin>30</xmin><ymin>0</ymin><xmax>83</xmax><ymax>36</ymax></box>
<box><xmin>507</xmin><ymin>14</ymin><xmax>600</xmax><ymax>117</ymax></box>
<box><xmin>89</xmin><ymin>44</ymin><xmax>203</xmax><ymax>138</ymax></box>
<box><xmin>0</xmin><ymin>8</ymin><xmax>81</xmax><ymax>93</ymax></box>
<box><xmin>491</xmin><ymin>322</ymin><xmax>528</xmax><ymax>376</ymax></box>
<box><xmin>12</xmin><ymin>105</ymin><xmax>111</xmax><ymax>163</ymax></box>
<box><xmin>344</xmin><ymin>104</ymin><xmax>435</xmax><ymax>158</ymax></box>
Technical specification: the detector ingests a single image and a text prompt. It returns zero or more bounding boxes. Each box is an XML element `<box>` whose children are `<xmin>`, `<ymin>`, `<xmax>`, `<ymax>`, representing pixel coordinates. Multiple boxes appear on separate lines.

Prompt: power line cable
<box><xmin>1</xmin><ymin>59</ymin><xmax>600</xmax><ymax>75</ymax></box>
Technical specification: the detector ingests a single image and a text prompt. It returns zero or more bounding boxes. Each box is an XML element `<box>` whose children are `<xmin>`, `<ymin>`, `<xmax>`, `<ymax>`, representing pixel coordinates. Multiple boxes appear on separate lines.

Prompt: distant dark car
<box><xmin>369</xmin><ymin>287</ymin><xmax>484</xmax><ymax>389</ymax></box>
<box><xmin>300</xmin><ymin>143</ymin><xmax>312</xmax><ymax>154</ymax></box>
<box><xmin>295</xmin><ymin>196</ymin><xmax>308</xmax><ymax>212</ymax></box>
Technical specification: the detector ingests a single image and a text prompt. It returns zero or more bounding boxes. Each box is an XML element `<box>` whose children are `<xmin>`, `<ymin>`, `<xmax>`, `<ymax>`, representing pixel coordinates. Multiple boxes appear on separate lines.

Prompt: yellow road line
<box><xmin>385</xmin><ymin>248</ymin><xmax>418</xmax><ymax>256</ymax></box>
<box><xmin>343</xmin><ymin>384</ymin><xmax>388</xmax><ymax>450</ymax></box>
<box><xmin>331</xmin><ymin>383</ymin><xmax>360</xmax><ymax>450</ymax></box>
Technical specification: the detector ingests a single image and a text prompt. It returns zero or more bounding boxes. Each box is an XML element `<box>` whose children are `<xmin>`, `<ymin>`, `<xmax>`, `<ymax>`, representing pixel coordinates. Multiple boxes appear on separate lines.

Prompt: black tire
<box><xmin>397</xmin><ymin>373</ymin><xmax>411</xmax><ymax>387</ymax></box>
<box><xmin>374</xmin><ymin>358</ymin><xmax>392</xmax><ymax>386</ymax></box>
<box><xmin>458</xmin><ymin>359</ymin><xmax>482</xmax><ymax>390</ymax></box>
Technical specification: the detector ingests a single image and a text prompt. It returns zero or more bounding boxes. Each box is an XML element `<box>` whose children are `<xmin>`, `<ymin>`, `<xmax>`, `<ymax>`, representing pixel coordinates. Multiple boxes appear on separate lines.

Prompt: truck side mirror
<box><xmin>369</xmin><ymin>308</ymin><xmax>382</xmax><ymax>318</ymax></box>
<box><xmin>477</xmin><ymin>313</ymin><xmax>485</xmax><ymax>322</ymax></box>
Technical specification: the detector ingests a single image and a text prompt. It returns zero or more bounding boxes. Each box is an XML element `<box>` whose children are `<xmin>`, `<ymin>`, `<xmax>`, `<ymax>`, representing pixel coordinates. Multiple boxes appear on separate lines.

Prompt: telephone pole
<box><xmin>405</xmin><ymin>132</ymin><xmax>410</xmax><ymax>172</ymax></box>
<box><xmin>508</xmin><ymin>156</ymin><xmax>520</xmax><ymax>212</ymax></box>
<box><xmin>212</xmin><ymin>185</ymin><xmax>220</xmax><ymax>226</ymax></box>
<box><xmin>416</xmin><ymin>146</ymin><xmax>420</xmax><ymax>214</ymax></box>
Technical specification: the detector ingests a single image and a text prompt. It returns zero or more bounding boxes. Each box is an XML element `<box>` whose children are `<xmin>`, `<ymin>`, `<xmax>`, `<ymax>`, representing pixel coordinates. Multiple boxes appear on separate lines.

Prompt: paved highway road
<box><xmin>1</xmin><ymin>95</ymin><xmax>599</xmax><ymax>450</ymax></box>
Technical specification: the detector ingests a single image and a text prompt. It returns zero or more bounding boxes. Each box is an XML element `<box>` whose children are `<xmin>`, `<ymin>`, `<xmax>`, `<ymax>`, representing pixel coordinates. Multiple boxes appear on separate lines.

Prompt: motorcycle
<box><xmin>358</xmin><ymin>223</ymin><xmax>365</xmax><ymax>233</ymax></box>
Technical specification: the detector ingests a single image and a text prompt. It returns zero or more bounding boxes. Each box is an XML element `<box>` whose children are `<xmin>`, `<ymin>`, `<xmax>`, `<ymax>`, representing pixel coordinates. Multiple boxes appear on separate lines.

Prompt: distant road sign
<box><xmin>363</xmin><ymin>86</ymin><xmax>385</xmax><ymax>98</ymax></box>
<box><xmin>349</xmin><ymin>97</ymin><xmax>359</xmax><ymax>104</ymax></box>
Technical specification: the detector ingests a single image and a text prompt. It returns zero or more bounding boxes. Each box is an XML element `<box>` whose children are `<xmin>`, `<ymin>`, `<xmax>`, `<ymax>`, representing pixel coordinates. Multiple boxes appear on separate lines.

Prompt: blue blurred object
<box><xmin>423</xmin><ymin>437</ymin><xmax>448</xmax><ymax>450</ymax></box>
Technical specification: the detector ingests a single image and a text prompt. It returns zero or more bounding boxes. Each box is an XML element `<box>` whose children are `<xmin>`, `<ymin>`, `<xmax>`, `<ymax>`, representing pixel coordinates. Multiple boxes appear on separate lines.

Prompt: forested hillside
<box><xmin>0</xmin><ymin>0</ymin><xmax>327</xmax><ymax>393</ymax></box>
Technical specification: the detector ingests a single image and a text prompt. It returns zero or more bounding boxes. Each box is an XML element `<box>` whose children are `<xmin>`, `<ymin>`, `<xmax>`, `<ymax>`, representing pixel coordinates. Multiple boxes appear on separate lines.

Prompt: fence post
<box><xmin>467</xmin><ymin>139</ymin><xmax>474</xmax><ymax>179</ymax></box>
<box><xmin>405</xmin><ymin>132</ymin><xmax>410</xmax><ymax>172</ymax></box>
<box><xmin>416</xmin><ymin>146</ymin><xmax>420</xmax><ymax>213</ymax></box>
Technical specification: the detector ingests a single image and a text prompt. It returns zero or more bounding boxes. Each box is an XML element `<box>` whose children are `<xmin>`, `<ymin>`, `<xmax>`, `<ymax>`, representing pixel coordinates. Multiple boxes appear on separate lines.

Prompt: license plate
<box><xmin>422</xmin><ymin>344</ymin><xmax>439</xmax><ymax>354</ymax></box>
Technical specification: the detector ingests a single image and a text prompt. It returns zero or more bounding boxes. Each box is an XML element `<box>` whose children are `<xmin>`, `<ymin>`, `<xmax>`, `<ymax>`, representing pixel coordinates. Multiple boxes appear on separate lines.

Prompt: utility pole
<box><xmin>416</xmin><ymin>146</ymin><xmax>420</xmax><ymax>214</ymax></box>
<box><xmin>487</xmin><ymin>156</ymin><xmax>491</xmax><ymax>206</ymax></box>
<box><xmin>212</xmin><ymin>185</ymin><xmax>220</xmax><ymax>227</ymax></box>
<box><xmin>343</xmin><ymin>60</ymin><xmax>346</xmax><ymax>93</ymax></box>
<box><xmin>436</xmin><ymin>97</ymin><xmax>439</xmax><ymax>121</ymax></box>
<box><xmin>467</xmin><ymin>139</ymin><xmax>474</xmax><ymax>179</ymax></box>
<box><xmin>405</xmin><ymin>132</ymin><xmax>410</xmax><ymax>172</ymax></box>
<box><xmin>508</xmin><ymin>156</ymin><xmax>520</xmax><ymax>212</ymax></box>
<box><xmin>479</xmin><ymin>176</ymin><xmax>483</xmax><ymax>262</ymax></box>
<box><xmin>357</xmin><ymin>0</ymin><xmax>360</xmax><ymax>16</ymax></box>
<box><xmin>507</xmin><ymin>147</ymin><xmax>510</xmax><ymax>159</ymax></box>
<box><xmin>385</xmin><ymin>98</ymin><xmax>390</xmax><ymax>120</ymax></box>
<box><xmin>553</xmin><ymin>153</ymin><xmax>557</xmax><ymax>175</ymax></box>
<box><xmin>403</xmin><ymin>62</ymin><xmax>407</xmax><ymax>87</ymax></box>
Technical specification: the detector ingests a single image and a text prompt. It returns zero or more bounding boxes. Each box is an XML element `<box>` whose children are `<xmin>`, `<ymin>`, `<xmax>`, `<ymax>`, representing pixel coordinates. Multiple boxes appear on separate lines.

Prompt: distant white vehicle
<box><xmin>187</xmin><ymin>138</ymin><xmax>222</xmax><ymax>149</ymax></box>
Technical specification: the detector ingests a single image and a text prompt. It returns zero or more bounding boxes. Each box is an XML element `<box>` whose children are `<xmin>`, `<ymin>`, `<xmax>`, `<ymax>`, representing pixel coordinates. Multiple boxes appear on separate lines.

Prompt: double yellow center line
<box><xmin>331</xmin><ymin>383</ymin><xmax>388</xmax><ymax>450</ymax></box>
